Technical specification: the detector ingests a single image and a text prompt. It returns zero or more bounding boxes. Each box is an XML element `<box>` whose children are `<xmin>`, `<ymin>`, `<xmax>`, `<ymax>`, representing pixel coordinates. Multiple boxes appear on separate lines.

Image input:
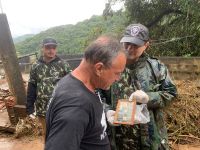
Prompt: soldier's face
<box><xmin>43</xmin><ymin>45</ymin><xmax>57</xmax><ymax>59</ymax></box>
<box><xmin>96</xmin><ymin>52</ymin><xmax>126</xmax><ymax>90</ymax></box>
<box><xmin>123</xmin><ymin>42</ymin><xmax>148</xmax><ymax>63</ymax></box>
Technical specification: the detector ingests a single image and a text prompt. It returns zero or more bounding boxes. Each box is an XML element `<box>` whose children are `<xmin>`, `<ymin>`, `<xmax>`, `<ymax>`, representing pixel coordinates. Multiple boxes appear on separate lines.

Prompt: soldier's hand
<box><xmin>29</xmin><ymin>113</ymin><xmax>36</xmax><ymax>119</ymax></box>
<box><xmin>106</xmin><ymin>110</ymin><xmax>119</xmax><ymax>126</ymax></box>
<box><xmin>129</xmin><ymin>90</ymin><xmax>149</xmax><ymax>104</ymax></box>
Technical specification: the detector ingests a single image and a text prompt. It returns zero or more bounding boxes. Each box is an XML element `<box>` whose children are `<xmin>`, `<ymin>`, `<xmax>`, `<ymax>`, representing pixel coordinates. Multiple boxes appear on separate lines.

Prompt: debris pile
<box><xmin>15</xmin><ymin>117</ymin><xmax>42</xmax><ymax>138</ymax></box>
<box><xmin>0</xmin><ymin>88</ymin><xmax>13</xmax><ymax>111</ymax></box>
<box><xmin>0</xmin><ymin>87</ymin><xmax>42</xmax><ymax>138</ymax></box>
<box><xmin>164</xmin><ymin>80</ymin><xmax>200</xmax><ymax>144</ymax></box>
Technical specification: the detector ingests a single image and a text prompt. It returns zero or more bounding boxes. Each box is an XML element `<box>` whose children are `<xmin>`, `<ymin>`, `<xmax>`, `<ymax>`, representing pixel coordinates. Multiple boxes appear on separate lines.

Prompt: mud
<box><xmin>0</xmin><ymin>134</ymin><xmax>44</xmax><ymax>150</ymax></box>
<box><xmin>0</xmin><ymin>132</ymin><xmax>200</xmax><ymax>150</ymax></box>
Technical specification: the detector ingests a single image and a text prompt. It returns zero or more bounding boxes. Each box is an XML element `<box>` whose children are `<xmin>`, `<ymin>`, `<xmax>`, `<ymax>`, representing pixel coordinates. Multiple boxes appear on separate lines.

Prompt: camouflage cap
<box><xmin>120</xmin><ymin>23</ymin><xmax>149</xmax><ymax>46</ymax></box>
<box><xmin>42</xmin><ymin>38</ymin><xmax>57</xmax><ymax>46</ymax></box>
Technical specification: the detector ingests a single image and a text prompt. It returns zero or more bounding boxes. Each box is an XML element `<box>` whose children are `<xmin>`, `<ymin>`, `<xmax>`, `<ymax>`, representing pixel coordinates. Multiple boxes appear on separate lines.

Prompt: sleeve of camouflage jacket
<box><xmin>147</xmin><ymin>61</ymin><xmax>177</xmax><ymax>110</ymax></box>
<box><xmin>26</xmin><ymin>64</ymin><xmax>37</xmax><ymax>115</ymax></box>
<box><xmin>63</xmin><ymin>61</ymin><xmax>72</xmax><ymax>75</ymax></box>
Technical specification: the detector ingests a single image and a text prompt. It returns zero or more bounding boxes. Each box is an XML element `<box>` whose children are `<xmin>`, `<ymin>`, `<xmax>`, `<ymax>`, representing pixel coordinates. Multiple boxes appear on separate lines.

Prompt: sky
<box><xmin>0</xmin><ymin>0</ymin><xmax>115</xmax><ymax>37</ymax></box>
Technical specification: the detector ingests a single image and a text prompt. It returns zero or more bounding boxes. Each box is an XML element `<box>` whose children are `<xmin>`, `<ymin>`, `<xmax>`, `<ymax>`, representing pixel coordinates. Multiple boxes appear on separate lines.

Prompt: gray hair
<box><xmin>84</xmin><ymin>35</ymin><xmax>125</xmax><ymax>68</ymax></box>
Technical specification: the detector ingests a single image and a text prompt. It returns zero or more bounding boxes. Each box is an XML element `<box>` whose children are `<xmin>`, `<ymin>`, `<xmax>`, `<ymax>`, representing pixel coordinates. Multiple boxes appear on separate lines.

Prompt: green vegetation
<box><xmin>13</xmin><ymin>34</ymin><xmax>35</xmax><ymax>43</ymax></box>
<box><xmin>16</xmin><ymin>0</ymin><xmax>200</xmax><ymax>57</ymax></box>
<box><xmin>110</xmin><ymin>0</ymin><xmax>200</xmax><ymax>57</ymax></box>
<box><xmin>15</xmin><ymin>12</ymin><xmax>127</xmax><ymax>56</ymax></box>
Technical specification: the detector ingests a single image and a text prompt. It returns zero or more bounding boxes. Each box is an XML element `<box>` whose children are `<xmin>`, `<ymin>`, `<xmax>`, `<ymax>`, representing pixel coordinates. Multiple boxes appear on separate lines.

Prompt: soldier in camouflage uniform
<box><xmin>107</xmin><ymin>24</ymin><xmax>177</xmax><ymax>150</ymax></box>
<box><xmin>26</xmin><ymin>38</ymin><xmax>71</xmax><ymax>138</ymax></box>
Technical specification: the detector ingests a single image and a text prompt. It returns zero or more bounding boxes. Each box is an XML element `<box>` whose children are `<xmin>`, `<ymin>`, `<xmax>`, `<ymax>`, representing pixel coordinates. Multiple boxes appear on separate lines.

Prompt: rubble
<box><xmin>15</xmin><ymin>117</ymin><xmax>42</xmax><ymax>138</ymax></box>
<box><xmin>0</xmin><ymin>88</ymin><xmax>12</xmax><ymax>111</ymax></box>
<box><xmin>164</xmin><ymin>80</ymin><xmax>200</xmax><ymax>145</ymax></box>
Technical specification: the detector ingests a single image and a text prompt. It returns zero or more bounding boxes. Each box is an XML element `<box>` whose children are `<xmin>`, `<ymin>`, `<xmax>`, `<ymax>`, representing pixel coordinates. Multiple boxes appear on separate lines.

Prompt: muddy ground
<box><xmin>0</xmin><ymin>132</ymin><xmax>44</xmax><ymax>150</ymax></box>
<box><xmin>0</xmin><ymin>130</ymin><xmax>200</xmax><ymax>150</ymax></box>
<box><xmin>0</xmin><ymin>74</ymin><xmax>200</xmax><ymax>150</ymax></box>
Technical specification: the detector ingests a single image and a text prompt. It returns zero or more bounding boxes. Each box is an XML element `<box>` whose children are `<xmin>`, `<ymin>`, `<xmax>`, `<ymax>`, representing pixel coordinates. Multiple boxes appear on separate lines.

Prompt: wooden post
<box><xmin>0</xmin><ymin>14</ymin><xmax>27</xmax><ymax>123</ymax></box>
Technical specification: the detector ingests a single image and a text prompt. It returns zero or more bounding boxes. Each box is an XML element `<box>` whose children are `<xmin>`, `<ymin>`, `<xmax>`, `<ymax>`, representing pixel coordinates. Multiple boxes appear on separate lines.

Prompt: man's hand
<box><xmin>29</xmin><ymin>113</ymin><xmax>36</xmax><ymax>119</ymax></box>
<box><xmin>106</xmin><ymin>110</ymin><xmax>115</xmax><ymax>124</ymax></box>
<box><xmin>106</xmin><ymin>110</ymin><xmax>119</xmax><ymax>126</ymax></box>
<box><xmin>129</xmin><ymin>90</ymin><xmax>149</xmax><ymax>104</ymax></box>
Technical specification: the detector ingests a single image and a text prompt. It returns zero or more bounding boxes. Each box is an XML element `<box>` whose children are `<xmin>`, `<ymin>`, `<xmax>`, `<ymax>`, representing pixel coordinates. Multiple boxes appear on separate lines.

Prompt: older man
<box><xmin>45</xmin><ymin>35</ymin><xmax>126</xmax><ymax>150</ymax></box>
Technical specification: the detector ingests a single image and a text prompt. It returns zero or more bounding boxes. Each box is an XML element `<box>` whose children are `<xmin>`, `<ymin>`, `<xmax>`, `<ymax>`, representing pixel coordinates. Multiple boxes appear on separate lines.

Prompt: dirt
<box><xmin>0</xmin><ymin>133</ymin><xmax>44</xmax><ymax>150</ymax></box>
<box><xmin>0</xmin><ymin>133</ymin><xmax>200</xmax><ymax>150</ymax></box>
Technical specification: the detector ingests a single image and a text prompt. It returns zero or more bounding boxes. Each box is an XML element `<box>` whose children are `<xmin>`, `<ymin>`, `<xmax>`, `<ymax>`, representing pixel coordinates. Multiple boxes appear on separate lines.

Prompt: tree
<box><xmin>109</xmin><ymin>0</ymin><xmax>200</xmax><ymax>56</ymax></box>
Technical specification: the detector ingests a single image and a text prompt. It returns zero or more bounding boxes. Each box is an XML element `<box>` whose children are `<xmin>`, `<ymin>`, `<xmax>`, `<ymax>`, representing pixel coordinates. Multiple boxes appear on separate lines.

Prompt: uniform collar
<box><xmin>38</xmin><ymin>55</ymin><xmax>60</xmax><ymax>64</ymax></box>
<box><xmin>126</xmin><ymin>53</ymin><xmax>148</xmax><ymax>70</ymax></box>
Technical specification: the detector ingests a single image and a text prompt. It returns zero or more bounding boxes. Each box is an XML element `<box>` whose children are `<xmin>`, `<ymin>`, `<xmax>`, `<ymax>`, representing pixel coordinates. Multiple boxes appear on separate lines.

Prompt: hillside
<box><xmin>15</xmin><ymin>12</ymin><xmax>127</xmax><ymax>56</ymax></box>
<box><xmin>13</xmin><ymin>34</ymin><xmax>35</xmax><ymax>44</ymax></box>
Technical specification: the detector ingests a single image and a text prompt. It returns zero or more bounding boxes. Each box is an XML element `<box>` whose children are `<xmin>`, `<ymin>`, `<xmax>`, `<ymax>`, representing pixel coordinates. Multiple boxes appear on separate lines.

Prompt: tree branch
<box><xmin>146</xmin><ymin>9</ymin><xmax>183</xmax><ymax>28</ymax></box>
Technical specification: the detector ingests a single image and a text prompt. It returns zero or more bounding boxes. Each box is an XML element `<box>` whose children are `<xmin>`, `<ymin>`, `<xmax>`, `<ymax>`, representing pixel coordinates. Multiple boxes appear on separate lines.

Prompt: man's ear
<box><xmin>145</xmin><ymin>41</ymin><xmax>150</xmax><ymax>47</ymax></box>
<box><xmin>94</xmin><ymin>62</ymin><xmax>104</xmax><ymax>77</ymax></box>
<box><xmin>144</xmin><ymin>41</ymin><xmax>150</xmax><ymax>51</ymax></box>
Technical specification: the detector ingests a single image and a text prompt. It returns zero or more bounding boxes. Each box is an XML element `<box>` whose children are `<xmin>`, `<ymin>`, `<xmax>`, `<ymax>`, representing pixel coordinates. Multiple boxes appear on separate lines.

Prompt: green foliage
<box><xmin>16</xmin><ymin>0</ymin><xmax>200</xmax><ymax>57</ymax></box>
<box><xmin>15</xmin><ymin>12</ymin><xmax>127</xmax><ymax>56</ymax></box>
<box><xmin>13</xmin><ymin>34</ymin><xmax>35</xmax><ymax>43</ymax></box>
<box><xmin>110</xmin><ymin>0</ymin><xmax>200</xmax><ymax>56</ymax></box>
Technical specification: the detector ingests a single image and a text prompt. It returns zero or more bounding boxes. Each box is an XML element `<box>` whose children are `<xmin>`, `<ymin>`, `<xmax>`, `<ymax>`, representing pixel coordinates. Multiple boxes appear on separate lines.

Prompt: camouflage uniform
<box><xmin>109</xmin><ymin>53</ymin><xmax>177</xmax><ymax>150</ymax></box>
<box><xmin>26</xmin><ymin>56</ymin><xmax>71</xmax><ymax>117</ymax></box>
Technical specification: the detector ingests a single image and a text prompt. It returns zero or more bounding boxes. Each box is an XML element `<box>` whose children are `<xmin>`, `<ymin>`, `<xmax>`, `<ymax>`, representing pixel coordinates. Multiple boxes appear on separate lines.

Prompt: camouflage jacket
<box><xmin>110</xmin><ymin>53</ymin><xmax>177</xmax><ymax>150</ymax></box>
<box><xmin>26</xmin><ymin>56</ymin><xmax>71</xmax><ymax>117</ymax></box>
